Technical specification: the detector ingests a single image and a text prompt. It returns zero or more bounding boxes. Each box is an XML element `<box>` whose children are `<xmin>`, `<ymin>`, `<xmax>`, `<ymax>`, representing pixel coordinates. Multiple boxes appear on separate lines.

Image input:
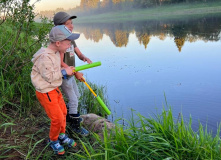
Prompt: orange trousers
<box><xmin>36</xmin><ymin>88</ymin><xmax>67</xmax><ymax>141</ymax></box>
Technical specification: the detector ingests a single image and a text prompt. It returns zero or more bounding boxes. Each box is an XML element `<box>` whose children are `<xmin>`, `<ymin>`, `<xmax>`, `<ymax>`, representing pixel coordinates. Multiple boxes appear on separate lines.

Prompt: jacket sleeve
<box><xmin>37</xmin><ymin>54</ymin><xmax>62</xmax><ymax>83</ymax></box>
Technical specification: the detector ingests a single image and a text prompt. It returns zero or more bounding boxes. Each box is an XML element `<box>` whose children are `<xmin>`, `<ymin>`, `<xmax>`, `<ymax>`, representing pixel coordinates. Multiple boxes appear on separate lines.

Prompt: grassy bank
<box><xmin>75</xmin><ymin>1</ymin><xmax>221</xmax><ymax>23</ymax></box>
<box><xmin>0</xmin><ymin>81</ymin><xmax>110</xmax><ymax>159</ymax></box>
<box><xmin>1</xmin><ymin>106</ymin><xmax>221</xmax><ymax>159</ymax></box>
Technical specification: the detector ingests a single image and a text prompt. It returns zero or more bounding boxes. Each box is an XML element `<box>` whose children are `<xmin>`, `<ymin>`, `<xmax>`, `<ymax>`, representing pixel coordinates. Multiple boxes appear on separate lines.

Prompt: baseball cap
<box><xmin>49</xmin><ymin>25</ymin><xmax>80</xmax><ymax>42</ymax></box>
<box><xmin>53</xmin><ymin>12</ymin><xmax>77</xmax><ymax>25</ymax></box>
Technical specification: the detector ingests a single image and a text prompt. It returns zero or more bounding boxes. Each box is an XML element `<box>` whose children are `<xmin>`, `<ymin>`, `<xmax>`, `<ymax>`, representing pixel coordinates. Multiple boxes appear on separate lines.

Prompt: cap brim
<box><xmin>66</xmin><ymin>33</ymin><xmax>80</xmax><ymax>41</ymax></box>
<box><xmin>64</xmin><ymin>15</ymin><xmax>77</xmax><ymax>22</ymax></box>
<box><xmin>60</xmin><ymin>16</ymin><xmax>77</xmax><ymax>24</ymax></box>
<box><xmin>69</xmin><ymin>15</ymin><xmax>77</xmax><ymax>19</ymax></box>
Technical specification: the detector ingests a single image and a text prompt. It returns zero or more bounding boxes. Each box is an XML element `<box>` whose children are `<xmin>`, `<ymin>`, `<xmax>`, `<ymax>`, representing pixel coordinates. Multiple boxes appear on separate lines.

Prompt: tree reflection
<box><xmin>83</xmin><ymin>28</ymin><xmax>103</xmax><ymax>42</ymax></box>
<box><xmin>136</xmin><ymin>32</ymin><xmax>151</xmax><ymax>49</ymax></box>
<box><xmin>172</xmin><ymin>24</ymin><xmax>187</xmax><ymax>52</ymax></box>
<box><xmin>174</xmin><ymin>37</ymin><xmax>185</xmax><ymax>52</ymax></box>
<box><xmin>114</xmin><ymin>30</ymin><xmax>129</xmax><ymax>47</ymax></box>
<box><xmin>75</xmin><ymin>15</ymin><xmax>221</xmax><ymax>52</ymax></box>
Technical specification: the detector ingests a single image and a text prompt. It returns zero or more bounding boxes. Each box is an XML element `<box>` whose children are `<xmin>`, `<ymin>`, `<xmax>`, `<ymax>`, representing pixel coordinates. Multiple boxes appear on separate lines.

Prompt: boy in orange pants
<box><xmin>31</xmin><ymin>25</ymin><xmax>80</xmax><ymax>155</ymax></box>
<box><xmin>53</xmin><ymin>11</ymin><xmax>92</xmax><ymax>136</ymax></box>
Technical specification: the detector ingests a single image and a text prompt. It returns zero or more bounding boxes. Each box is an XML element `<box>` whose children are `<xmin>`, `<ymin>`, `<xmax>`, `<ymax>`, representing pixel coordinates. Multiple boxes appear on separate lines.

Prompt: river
<box><xmin>74</xmin><ymin>14</ymin><xmax>221</xmax><ymax>135</ymax></box>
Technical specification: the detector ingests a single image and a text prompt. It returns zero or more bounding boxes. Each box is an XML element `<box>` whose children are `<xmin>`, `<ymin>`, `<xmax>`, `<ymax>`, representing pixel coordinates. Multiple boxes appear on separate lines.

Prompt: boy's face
<box><xmin>57</xmin><ymin>40</ymin><xmax>71</xmax><ymax>53</ymax></box>
<box><xmin>64</xmin><ymin>19</ymin><xmax>74</xmax><ymax>32</ymax></box>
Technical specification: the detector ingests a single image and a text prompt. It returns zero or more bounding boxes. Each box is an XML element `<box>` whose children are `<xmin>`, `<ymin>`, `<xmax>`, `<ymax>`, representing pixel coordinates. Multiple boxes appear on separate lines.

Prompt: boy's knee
<box><xmin>51</xmin><ymin>117</ymin><xmax>64</xmax><ymax>126</ymax></box>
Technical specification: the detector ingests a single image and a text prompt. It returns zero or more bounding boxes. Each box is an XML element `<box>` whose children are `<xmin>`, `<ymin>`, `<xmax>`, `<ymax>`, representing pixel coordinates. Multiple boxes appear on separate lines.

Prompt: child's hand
<box><xmin>83</xmin><ymin>57</ymin><xmax>92</xmax><ymax>64</ymax></box>
<box><xmin>74</xmin><ymin>72</ymin><xmax>83</xmax><ymax>81</ymax></box>
<box><xmin>70</xmin><ymin>66</ymin><xmax>75</xmax><ymax>72</ymax></box>
<box><xmin>64</xmin><ymin>67</ymin><xmax>74</xmax><ymax>76</ymax></box>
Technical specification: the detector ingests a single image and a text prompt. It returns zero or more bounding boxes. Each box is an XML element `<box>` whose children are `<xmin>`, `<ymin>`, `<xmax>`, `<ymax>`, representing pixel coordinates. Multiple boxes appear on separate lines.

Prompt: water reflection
<box><xmin>74</xmin><ymin>15</ymin><xmax>221</xmax><ymax>135</ymax></box>
<box><xmin>75</xmin><ymin>15</ymin><xmax>221</xmax><ymax>52</ymax></box>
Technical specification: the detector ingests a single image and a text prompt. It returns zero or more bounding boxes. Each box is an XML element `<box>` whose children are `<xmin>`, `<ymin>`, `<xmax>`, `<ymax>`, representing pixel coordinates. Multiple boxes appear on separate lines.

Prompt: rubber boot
<box><xmin>66</xmin><ymin>104</ymin><xmax>83</xmax><ymax>123</ymax></box>
<box><xmin>66</xmin><ymin>104</ymin><xmax>71</xmax><ymax>122</ymax></box>
<box><xmin>69</xmin><ymin>114</ymin><xmax>89</xmax><ymax>137</ymax></box>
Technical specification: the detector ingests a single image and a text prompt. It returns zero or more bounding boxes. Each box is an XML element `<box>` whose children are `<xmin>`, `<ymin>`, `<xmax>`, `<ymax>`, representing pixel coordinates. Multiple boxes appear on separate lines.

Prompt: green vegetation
<box><xmin>0</xmin><ymin>0</ymin><xmax>53</xmax><ymax>110</ymax></box>
<box><xmin>1</xmin><ymin>0</ymin><xmax>221</xmax><ymax>159</ymax></box>
<box><xmin>1</xmin><ymin>106</ymin><xmax>221</xmax><ymax>159</ymax></box>
<box><xmin>0</xmin><ymin>80</ymin><xmax>110</xmax><ymax>159</ymax></box>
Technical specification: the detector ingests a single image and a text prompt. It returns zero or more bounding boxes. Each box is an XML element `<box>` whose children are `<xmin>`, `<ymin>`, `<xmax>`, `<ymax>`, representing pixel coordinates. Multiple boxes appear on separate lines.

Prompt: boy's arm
<box><xmin>74</xmin><ymin>47</ymin><xmax>92</xmax><ymax>64</ymax></box>
<box><xmin>62</xmin><ymin>66</ymin><xmax>74</xmax><ymax>79</ymax></box>
<box><xmin>74</xmin><ymin>71</ymin><xmax>84</xmax><ymax>81</ymax></box>
<box><xmin>38</xmin><ymin>55</ymin><xmax>63</xmax><ymax>82</ymax></box>
<box><xmin>37</xmin><ymin>55</ymin><xmax>74</xmax><ymax>83</ymax></box>
<box><xmin>60</xmin><ymin>52</ymin><xmax>69</xmax><ymax>68</ymax></box>
<box><xmin>68</xmin><ymin>66</ymin><xmax>83</xmax><ymax>81</ymax></box>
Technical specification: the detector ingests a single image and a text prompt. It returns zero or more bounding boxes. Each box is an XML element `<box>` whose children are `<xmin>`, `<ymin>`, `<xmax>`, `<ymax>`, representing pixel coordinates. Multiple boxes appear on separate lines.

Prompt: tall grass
<box><xmin>1</xmin><ymin>102</ymin><xmax>221</xmax><ymax>159</ymax></box>
<box><xmin>0</xmin><ymin>4</ymin><xmax>53</xmax><ymax>115</ymax></box>
<box><xmin>73</xmin><ymin>108</ymin><xmax>221</xmax><ymax>160</ymax></box>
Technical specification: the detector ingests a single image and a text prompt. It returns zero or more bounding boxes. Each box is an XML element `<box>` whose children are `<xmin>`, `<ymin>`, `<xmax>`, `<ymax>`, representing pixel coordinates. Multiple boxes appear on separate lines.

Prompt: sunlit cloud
<box><xmin>30</xmin><ymin>0</ymin><xmax>80</xmax><ymax>12</ymax></box>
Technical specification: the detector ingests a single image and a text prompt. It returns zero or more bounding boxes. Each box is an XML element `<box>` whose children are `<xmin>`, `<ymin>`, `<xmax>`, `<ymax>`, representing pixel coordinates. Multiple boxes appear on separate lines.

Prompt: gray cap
<box><xmin>53</xmin><ymin>12</ymin><xmax>77</xmax><ymax>25</ymax></box>
<box><xmin>49</xmin><ymin>25</ymin><xmax>80</xmax><ymax>42</ymax></box>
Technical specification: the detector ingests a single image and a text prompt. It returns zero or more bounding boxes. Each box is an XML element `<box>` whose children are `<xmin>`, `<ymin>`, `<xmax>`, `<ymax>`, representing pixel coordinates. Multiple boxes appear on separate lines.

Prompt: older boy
<box><xmin>31</xmin><ymin>25</ymin><xmax>80</xmax><ymax>155</ymax></box>
<box><xmin>53</xmin><ymin>11</ymin><xmax>92</xmax><ymax>136</ymax></box>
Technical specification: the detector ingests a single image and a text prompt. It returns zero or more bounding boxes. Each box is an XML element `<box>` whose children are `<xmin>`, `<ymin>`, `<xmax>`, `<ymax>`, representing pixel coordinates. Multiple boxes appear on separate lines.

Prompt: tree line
<box><xmin>73</xmin><ymin>0</ymin><xmax>218</xmax><ymax>15</ymax></box>
<box><xmin>38</xmin><ymin>0</ymin><xmax>218</xmax><ymax>21</ymax></box>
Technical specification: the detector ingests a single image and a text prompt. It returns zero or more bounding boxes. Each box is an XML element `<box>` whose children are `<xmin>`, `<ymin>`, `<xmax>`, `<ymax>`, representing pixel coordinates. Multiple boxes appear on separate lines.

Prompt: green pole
<box><xmin>75</xmin><ymin>62</ymin><xmax>111</xmax><ymax>115</ymax></box>
<box><xmin>75</xmin><ymin>61</ymin><xmax>101</xmax><ymax>72</ymax></box>
<box><xmin>96</xmin><ymin>96</ymin><xmax>111</xmax><ymax>115</ymax></box>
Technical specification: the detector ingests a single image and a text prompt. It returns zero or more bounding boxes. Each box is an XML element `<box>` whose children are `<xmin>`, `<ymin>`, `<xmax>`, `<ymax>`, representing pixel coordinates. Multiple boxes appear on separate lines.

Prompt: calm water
<box><xmin>74</xmin><ymin>15</ymin><xmax>221</xmax><ymax>134</ymax></box>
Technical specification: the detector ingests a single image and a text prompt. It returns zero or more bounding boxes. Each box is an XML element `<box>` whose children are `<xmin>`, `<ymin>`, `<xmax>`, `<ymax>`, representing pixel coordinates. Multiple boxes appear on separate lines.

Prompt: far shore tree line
<box><xmin>38</xmin><ymin>0</ymin><xmax>218</xmax><ymax>20</ymax></box>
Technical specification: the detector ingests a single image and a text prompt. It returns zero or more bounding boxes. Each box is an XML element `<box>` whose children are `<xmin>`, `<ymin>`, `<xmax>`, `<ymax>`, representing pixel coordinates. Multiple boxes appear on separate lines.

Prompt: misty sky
<box><xmin>30</xmin><ymin>0</ymin><xmax>81</xmax><ymax>12</ymax></box>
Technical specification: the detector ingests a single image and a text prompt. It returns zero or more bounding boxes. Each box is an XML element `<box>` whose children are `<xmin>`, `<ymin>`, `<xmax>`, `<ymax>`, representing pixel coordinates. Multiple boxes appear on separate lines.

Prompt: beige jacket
<box><xmin>31</xmin><ymin>47</ymin><xmax>62</xmax><ymax>93</ymax></box>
